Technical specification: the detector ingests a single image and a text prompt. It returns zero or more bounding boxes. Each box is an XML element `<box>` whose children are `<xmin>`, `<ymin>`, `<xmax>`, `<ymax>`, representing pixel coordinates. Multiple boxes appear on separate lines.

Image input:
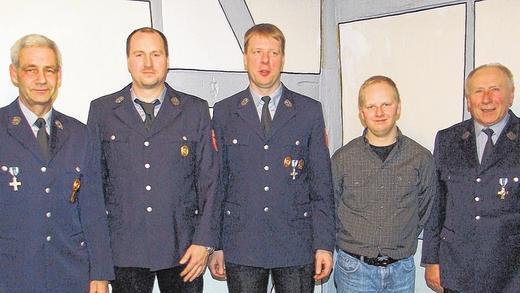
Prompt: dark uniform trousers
<box><xmin>112</xmin><ymin>266</ymin><xmax>202</xmax><ymax>293</ymax></box>
<box><xmin>225</xmin><ymin>262</ymin><xmax>315</xmax><ymax>293</ymax></box>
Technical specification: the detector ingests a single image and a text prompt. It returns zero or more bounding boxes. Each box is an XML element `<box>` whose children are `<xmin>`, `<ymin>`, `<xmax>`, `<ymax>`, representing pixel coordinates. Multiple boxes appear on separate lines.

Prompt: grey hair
<box><xmin>10</xmin><ymin>34</ymin><xmax>62</xmax><ymax>68</ymax></box>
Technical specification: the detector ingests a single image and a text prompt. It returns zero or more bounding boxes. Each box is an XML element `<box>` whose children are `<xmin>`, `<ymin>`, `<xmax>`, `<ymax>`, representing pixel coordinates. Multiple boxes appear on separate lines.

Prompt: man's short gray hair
<box><xmin>465</xmin><ymin>63</ymin><xmax>515</xmax><ymax>95</ymax></box>
<box><xmin>10</xmin><ymin>34</ymin><xmax>62</xmax><ymax>68</ymax></box>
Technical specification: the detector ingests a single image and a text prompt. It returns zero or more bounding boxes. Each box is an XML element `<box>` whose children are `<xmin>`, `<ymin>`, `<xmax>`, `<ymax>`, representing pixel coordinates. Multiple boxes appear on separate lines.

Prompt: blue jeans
<box><xmin>334</xmin><ymin>250</ymin><xmax>415</xmax><ymax>293</ymax></box>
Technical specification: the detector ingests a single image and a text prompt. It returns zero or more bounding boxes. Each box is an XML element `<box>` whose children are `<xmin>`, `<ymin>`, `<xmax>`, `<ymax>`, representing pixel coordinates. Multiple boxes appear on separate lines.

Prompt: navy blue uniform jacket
<box><xmin>422</xmin><ymin>110</ymin><xmax>520</xmax><ymax>292</ymax></box>
<box><xmin>212</xmin><ymin>86</ymin><xmax>335</xmax><ymax>268</ymax></box>
<box><xmin>87</xmin><ymin>83</ymin><xmax>219</xmax><ymax>271</ymax></box>
<box><xmin>0</xmin><ymin>100</ymin><xmax>114</xmax><ymax>292</ymax></box>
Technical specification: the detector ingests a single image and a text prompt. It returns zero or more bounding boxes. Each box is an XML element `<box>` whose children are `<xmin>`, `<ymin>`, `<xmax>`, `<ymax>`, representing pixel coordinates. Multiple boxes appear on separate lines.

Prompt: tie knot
<box><xmin>483</xmin><ymin>128</ymin><xmax>494</xmax><ymax>138</ymax></box>
<box><xmin>261</xmin><ymin>96</ymin><xmax>271</xmax><ymax>104</ymax></box>
<box><xmin>35</xmin><ymin>118</ymin><xmax>46</xmax><ymax>129</ymax></box>
<box><xmin>135</xmin><ymin>99</ymin><xmax>158</xmax><ymax>116</ymax></box>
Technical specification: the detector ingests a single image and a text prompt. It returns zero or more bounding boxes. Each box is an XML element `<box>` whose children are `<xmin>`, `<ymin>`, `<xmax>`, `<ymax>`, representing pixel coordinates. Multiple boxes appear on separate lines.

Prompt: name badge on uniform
<box><xmin>8</xmin><ymin>167</ymin><xmax>21</xmax><ymax>191</ymax></box>
<box><xmin>497</xmin><ymin>177</ymin><xmax>508</xmax><ymax>200</ymax></box>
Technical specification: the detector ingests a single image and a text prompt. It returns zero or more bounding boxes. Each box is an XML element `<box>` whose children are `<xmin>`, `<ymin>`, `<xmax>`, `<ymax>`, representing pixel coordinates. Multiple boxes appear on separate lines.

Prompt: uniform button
<box><xmin>303</xmin><ymin>212</ymin><xmax>308</xmax><ymax>217</ymax></box>
<box><xmin>475</xmin><ymin>196</ymin><xmax>480</xmax><ymax>202</ymax></box>
<box><xmin>145</xmin><ymin>185</ymin><xmax>152</xmax><ymax>191</ymax></box>
<box><xmin>144</xmin><ymin>141</ymin><xmax>150</xmax><ymax>147</ymax></box>
<box><xmin>146</xmin><ymin>207</ymin><xmax>153</xmax><ymax>212</ymax></box>
<box><xmin>475</xmin><ymin>215</ymin><xmax>481</xmax><ymax>220</ymax></box>
<box><xmin>106</xmin><ymin>210</ymin><xmax>109</xmax><ymax>215</ymax></box>
<box><xmin>1</xmin><ymin>166</ymin><xmax>7</xmax><ymax>172</ymax></box>
<box><xmin>264</xmin><ymin>186</ymin><xmax>270</xmax><ymax>191</ymax></box>
<box><xmin>182</xmin><ymin>136</ymin><xmax>188</xmax><ymax>141</ymax></box>
<box><xmin>264</xmin><ymin>166</ymin><xmax>269</xmax><ymax>171</ymax></box>
<box><xmin>194</xmin><ymin>209</ymin><xmax>199</xmax><ymax>215</ymax></box>
<box><xmin>295</xmin><ymin>140</ymin><xmax>300</xmax><ymax>146</ymax></box>
<box><xmin>145</xmin><ymin>163</ymin><xmax>151</xmax><ymax>169</ymax></box>
<box><xmin>46</xmin><ymin>212</ymin><xmax>51</xmax><ymax>218</ymax></box>
<box><xmin>110</xmin><ymin>135</ymin><xmax>116</xmax><ymax>140</ymax></box>
<box><xmin>46</xmin><ymin>236</ymin><xmax>52</xmax><ymax>242</ymax></box>
<box><xmin>45</xmin><ymin>187</ymin><xmax>51</xmax><ymax>194</ymax></box>
<box><xmin>514</xmin><ymin>177</ymin><xmax>519</xmax><ymax>182</ymax></box>
<box><xmin>264</xmin><ymin>207</ymin><xmax>269</xmax><ymax>212</ymax></box>
<box><xmin>80</xmin><ymin>241</ymin><xmax>85</xmax><ymax>247</ymax></box>
<box><xmin>75</xmin><ymin>166</ymin><xmax>81</xmax><ymax>172</ymax></box>
<box><xmin>226</xmin><ymin>210</ymin><xmax>231</xmax><ymax>215</ymax></box>
<box><xmin>476</xmin><ymin>177</ymin><xmax>481</xmax><ymax>182</ymax></box>
<box><xmin>232</xmin><ymin>139</ymin><xmax>238</xmax><ymax>144</ymax></box>
<box><xmin>40</xmin><ymin>166</ymin><xmax>47</xmax><ymax>172</ymax></box>
<box><xmin>264</xmin><ymin>144</ymin><xmax>269</xmax><ymax>150</ymax></box>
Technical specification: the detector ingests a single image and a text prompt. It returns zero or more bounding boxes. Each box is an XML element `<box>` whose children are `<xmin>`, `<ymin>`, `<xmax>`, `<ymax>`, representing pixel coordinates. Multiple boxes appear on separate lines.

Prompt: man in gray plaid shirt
<box><xmin>331</xmin><ymin>75</ymin><xmax>437</xmax><ymax>292</ymax></box>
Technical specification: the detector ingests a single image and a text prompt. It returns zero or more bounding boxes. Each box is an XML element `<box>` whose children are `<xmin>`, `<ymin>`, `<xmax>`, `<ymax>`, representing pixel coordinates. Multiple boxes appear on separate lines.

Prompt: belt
<box><xmin>344</xmin><ymin>250</ymin><xmax>399</xmax><ymax>267</ymax></box>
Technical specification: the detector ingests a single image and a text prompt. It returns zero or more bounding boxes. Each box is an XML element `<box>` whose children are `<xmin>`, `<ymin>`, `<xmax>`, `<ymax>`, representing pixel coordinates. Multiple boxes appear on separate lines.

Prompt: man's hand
<box><xmin>179</xmin><ymin>244</ymin><xmax>209</xmax><ymax>282</ymax></box>
<box><xmin>314</xmin><ymin>249</ymin><xmax>333</xmax><ymax>281</ymax></box>
<box><xmin>89</xmin><ymin>280</ymin><xmax>109</xmax><ymax>293</ymax></box>
<box><xmin>208</xmin><ymin>250</ymin><xmax>226</xmax><ymax>281</ymax></box>
<box><xmin>425</xmin><ymin>264</ymin><xmax>444</xmax><ymax>293</ymax></box>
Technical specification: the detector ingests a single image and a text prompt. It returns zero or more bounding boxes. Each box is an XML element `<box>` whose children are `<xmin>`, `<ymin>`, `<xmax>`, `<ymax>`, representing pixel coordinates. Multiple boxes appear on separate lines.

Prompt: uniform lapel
<box><xmin>270</xmin><ymin>87</ymin><xmax>296</xmax><ymax>139</ymax></box>
<box><xmin>48</xmin><ymin>111</ymin><xmax>70</xmax><ymax>164</ymax></box>
<box><xmin>459</xmin><ymin>120</ymin><xmax>479</xmax><ymax>171</ymax></box>
<box><xmin>148</xmin><ymin>85</ymin><xmax>182</xmax><ymax>137</ymax></box>
<box><xmin>235</xmin><ymin>90</ymin><xmax>264</xmax><ymax>139</ymax></box>
<box><xmin>6</xmin><ymin>100</ymin><xmax>44</xmax><ymax>161</ymax></box>
<box><xmin>112</xmin><ymin>86</ymin><xmax>148</xmax><ymax>137</ymax></box>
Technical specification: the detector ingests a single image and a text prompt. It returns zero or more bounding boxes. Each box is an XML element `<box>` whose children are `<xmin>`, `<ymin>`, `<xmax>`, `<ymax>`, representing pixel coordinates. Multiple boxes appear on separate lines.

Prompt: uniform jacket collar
<box><xmin>460</xmin><ymin>110</ymin><xmax>520</xmax><ymax>173</ymax></box>
<box><xmin>234</xmin><ymin>84</ymin><xmax>296</xmax><ymax>140</ymax></box>
<box><xmin>6</xmin><ymin>98</ymin><xmax>70</xmax><ymax>164</ymax></box>
<box><xmin>111</xmin><ymin>83</ymin><xmax>183</xmax><ymax>137</ymax></box>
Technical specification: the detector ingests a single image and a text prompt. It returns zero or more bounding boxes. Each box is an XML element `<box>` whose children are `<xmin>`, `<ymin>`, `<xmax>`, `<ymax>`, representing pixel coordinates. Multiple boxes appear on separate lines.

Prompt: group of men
<box><xmin>0</xmin><ymin>22</ymin><xmax>518</xmax><ymax>293</ymax></box>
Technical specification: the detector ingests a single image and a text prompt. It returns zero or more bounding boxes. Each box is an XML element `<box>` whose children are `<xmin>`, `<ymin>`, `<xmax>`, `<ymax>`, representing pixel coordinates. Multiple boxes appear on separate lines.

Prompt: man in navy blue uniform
<box><xmin>209</xmin><ymin>23</ymin><xmax>335</xmax><ymax>293</ymax></box>
<box><xmin>87</xmin><ymin>27</ymin><xmax>218</xmax><ymax>293</ymax></box>
<box><xmin>422</xmin><ymin>63</ymin><xmax>520</xmax><ymax>293</ymax></box>
<box><xmin>0</xmin><ymin>34</ymin><xmax>113</xmax><ymax>292</ymax></box>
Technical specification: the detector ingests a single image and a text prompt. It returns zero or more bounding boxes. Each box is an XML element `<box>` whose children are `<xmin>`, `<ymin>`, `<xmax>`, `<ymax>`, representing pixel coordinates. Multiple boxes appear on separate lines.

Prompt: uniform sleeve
<box><xmin>191</xmin><ymin>101</ymin><xmax>220</xmax><ymax>248</ymax></box>
<box><xmin>308</xmin><ymin>103</ymin><xmax>336</xmax><ymax>252</ymax></box>
<box><xmin>210</xmin><ymin>103</ymin><xmax>227</xmax><ymax>250</ymax></box>
<box><xmin>78</xmin><ymin>122</ymin><xmax>115</xmax><ymax>280</ymax></box>
<box><xmin>421</xmin><ymin>133</ymin><xmax>446</xmax><ymax>265</ymax></box>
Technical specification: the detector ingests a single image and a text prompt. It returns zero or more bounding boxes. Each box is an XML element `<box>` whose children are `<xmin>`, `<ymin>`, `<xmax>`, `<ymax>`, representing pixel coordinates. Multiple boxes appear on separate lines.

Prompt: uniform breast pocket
<box><xmin>342</xmin><ymin>176</ymin><xmax>368</xmax><ymax>210</ymax></box>
<box><xmin>102</xmin><ymin>130</ymin><xmax>129</xmax><ymax>166</ymax></box>
<box><xmin>224</xmin><ymin>134</ymin><xmax>250</xmax><ymax>169</ymax></box>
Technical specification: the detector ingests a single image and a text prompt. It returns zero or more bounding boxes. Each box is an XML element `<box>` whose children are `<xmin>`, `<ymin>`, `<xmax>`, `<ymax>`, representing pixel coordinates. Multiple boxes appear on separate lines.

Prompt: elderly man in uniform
<box><xmin>0</xmin><ymin>34</ymin><xmax>114</xmax><ymax>292</ymax></box>
<box><xmin>422</xmin><ymin>63</ymin><xmax>520</xmax><ymax>293</ymax></box>
<box><xmin>87</xmin><ymin>27</ymin><xmax>218</xmax><ymax>292</ymax></box>
<box><xmin>331</xmin><ymin>75</ymin><xmax>436</xmax><ymax>292</ymax></box>
<box><xmin>209</xmin><ymin>23</ymin><xmax>335</xmax><ymax>293</ymax></box>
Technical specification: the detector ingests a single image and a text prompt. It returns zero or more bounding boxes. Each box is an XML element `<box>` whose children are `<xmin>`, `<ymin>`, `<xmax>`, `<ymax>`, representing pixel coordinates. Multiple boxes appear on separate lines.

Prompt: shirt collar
<box><xmin>18</xmin><ymin>98</ymin><xmax>52</xmax><ymax>129</ymax></box>
<box><xmin>131</xmin><ymin>86</ymin><xmax>166</xmax><ymax>105</ymax></box>
<box><xmin>474</xmin><ymin>112</ymin><xmax>510</xmax><ymax>138</ymax></box>
<box><xmin>362</xmin><ymin>126</ymin><xmax>403</xmax><ymax>147</ymax></box>
<box><xmin>249</xmin><ymin>83</ymin><xmax>283</xmax><ymax>109</ymax></box>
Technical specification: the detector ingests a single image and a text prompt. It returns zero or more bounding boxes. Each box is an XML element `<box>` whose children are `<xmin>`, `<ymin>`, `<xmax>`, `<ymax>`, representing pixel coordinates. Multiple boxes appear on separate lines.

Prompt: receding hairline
<box><xmin>465</xmin><ymin>63</ymin><xmax>515</xmax><ymax>95</ymax></box>
<box><xmin>10</xmin><ymin>34</ymin><xmax>62</xmax><ymax>68</ymax></box>
<box><xmin>126</xmin><ymin>27</ymin><xmax>169</xmax><ymax>57</ymax></box>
